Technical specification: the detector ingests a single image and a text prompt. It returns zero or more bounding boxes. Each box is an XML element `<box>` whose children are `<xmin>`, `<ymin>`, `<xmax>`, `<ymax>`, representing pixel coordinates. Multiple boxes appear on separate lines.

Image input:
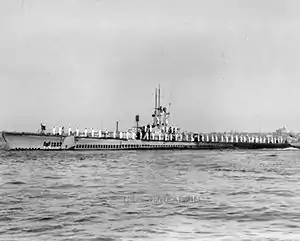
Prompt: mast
<box><xmin>154</xmin><ymin>88</ymin><xmax>157</xmax><ymax>114</ymax></box>
<box><xmin>158</xmin><ymin>84</ymin><xmax>161</xmax><ymax>109</ymax></box>
<box><xmin>158</xmin><ymin>85</ymin><xmax>161</xmax><ymax>126</ymax></box>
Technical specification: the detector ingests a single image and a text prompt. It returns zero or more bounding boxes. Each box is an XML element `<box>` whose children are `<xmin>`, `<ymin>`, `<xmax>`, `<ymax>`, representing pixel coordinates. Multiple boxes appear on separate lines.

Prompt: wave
<box><xmin>0</xmin><ymin>149</ymin><xmax>299</xmax><ymax>240</ymax></box>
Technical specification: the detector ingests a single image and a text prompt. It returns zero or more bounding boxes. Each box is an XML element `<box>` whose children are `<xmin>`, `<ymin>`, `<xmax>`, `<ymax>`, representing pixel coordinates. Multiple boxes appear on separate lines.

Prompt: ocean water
<box><xmin>0</xmin><ymin>145</ymin><xmax>300</xmax><ymax>240</ymax></box>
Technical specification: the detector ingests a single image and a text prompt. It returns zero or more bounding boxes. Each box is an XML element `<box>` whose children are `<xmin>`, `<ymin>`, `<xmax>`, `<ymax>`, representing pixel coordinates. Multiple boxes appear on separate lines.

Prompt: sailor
<box><xmin>91</xmin><ymin>128</ymin><xmax>95</xmax><ymax>137</ymax></box>
<box><xmin>76</xmin><ymin>127</ymin><xmax>79</xmax><ymax>136</ymax></box>
<box><xmin>85</xmin><ymin>128</ymin><xmax>88</xmax><ymax>137</ymax></box>
<box><xmin>68</xmin><ymin>126</ymin><xmax>72</xmax><ymax>136</ymax></box>
<box><xmin>52</xmin><ymin>126</ymin><xmax>56</xmax><ymax>135</ymax></box>
<box><xmin>58</xmin><ymin>126</ymin><xmax>62</xmax><ymax>135</ymax></box>
<box><xmin>156</xmin><ymin>117</ymin><xmax>159</xmax><ymax>125</ymax></box>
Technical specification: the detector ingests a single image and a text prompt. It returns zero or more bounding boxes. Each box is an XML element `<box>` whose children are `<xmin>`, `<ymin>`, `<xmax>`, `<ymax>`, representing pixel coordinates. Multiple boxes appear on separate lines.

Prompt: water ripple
<box><xmin>0</xmin><ymin>147</ymin><xmax>300</xmax><ymax>240</ymax></box>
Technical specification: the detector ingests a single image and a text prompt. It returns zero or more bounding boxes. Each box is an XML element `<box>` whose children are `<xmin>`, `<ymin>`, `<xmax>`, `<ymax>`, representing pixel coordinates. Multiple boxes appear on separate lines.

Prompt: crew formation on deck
<box><xmin>48</xmin><ymin>125</ymin><xmax>287</xmax><ymax>145</ymax></box>
<box><xmin>45</xmin><ymin>83</ymin><xmax>288</xmax><ymax>146</ymax></box>
<box><xmin>47</xmin><ymin>83</ymin><xmax>288</xmax><ymax>146</ymax></box>
<box><xmin>2</xmin><ymin>86</ymin><xmax>294</xmax><ymax>151</ymax></box>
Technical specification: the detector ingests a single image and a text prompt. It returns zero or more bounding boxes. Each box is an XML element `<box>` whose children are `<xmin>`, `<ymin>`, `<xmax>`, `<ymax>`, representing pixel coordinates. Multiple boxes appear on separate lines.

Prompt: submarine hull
<box><xmin>1</xmin><ymin>131</ymin><xmax>292</xmax><ymax>151</ymax></box>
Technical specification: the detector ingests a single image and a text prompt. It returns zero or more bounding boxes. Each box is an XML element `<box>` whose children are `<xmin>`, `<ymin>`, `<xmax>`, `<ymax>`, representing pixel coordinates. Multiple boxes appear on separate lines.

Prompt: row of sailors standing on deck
<box><xmin>52</xmin><ymin>126</ymin><xmax>77</xmax><ymax>136</ymax></box>
<box><xmin>53</xmin><ymin>127</ymin><xmax>136</xmax><ymax>139</ymax></box>
<box><xmin>52</xmin><ymin>126</ymin><xmax>65</xmax><ymax>135</ymax></box>
<box><xmin>52</xmin><ymin>126</ymin><xmax>79</xmax><ymax>136</ymax></box>
<box><xmin>52</xmin><ymin>127</ymin><xmax>95</xmax><ymax>137</ymax></box>
<box><xmin>82</xmin><ymin>129</ymin><xmax>133</xmax><ymax>138</ymax></box>
<box><xmin>51</xmin><ymin>126</ymin><xmax>286</xmax><ymax>143</ymax></box>
<box><xmin>200</xmin><ymin>135</ymin><xmax>286</xmax><ymax>144</ymax></box>
<box><xmin>141</xmin><ymin>125</ymin><xmax>179</xmax><ymax>136</ymax></box>
<box><xmin>138</xmin><ymin>132</ymin><xmax>286</xmax><ymax>143</ymax></box>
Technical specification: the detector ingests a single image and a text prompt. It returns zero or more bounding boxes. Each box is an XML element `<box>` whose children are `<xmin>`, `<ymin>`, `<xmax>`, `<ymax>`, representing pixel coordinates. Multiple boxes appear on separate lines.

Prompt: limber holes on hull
<box><xmin>75</xmin><ymin>144</ymin><xmax>187</xmax><ymax>150</ymax></box>
<box><xmin>9</xmin><ymin>142</ymin><xmax>289</xmax><ymax>151</ymax></box>
<box><xmin>74</xmin><ymin>142</ymin><xmax>288</xmax><ymax>150</ymax></box>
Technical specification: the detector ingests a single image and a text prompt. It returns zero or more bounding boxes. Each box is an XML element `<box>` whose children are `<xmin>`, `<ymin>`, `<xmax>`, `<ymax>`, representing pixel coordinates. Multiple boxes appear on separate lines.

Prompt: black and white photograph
<box><xmin>0</xmin><ymin>0</ymin><xmax>299</xmax><ymax>240</ymax></box>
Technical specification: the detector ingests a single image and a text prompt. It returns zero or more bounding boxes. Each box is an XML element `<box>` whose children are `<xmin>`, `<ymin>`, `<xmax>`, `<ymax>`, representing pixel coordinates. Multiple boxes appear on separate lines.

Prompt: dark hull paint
<box><xmin>233</xmin><ymin>143</ymin><xmax>291</xmax><ymax>149</ymax></box>
<box><xmin>5</xmin><ymin>146</ymin><xmax>292</xmax><ymax>151</ymax></box>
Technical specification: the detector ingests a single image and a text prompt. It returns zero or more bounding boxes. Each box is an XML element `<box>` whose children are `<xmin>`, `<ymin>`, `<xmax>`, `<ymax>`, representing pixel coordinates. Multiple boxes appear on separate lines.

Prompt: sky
<box><xmin>1</xmin><ymin>0</ymin><xmax>300</xmax><ymax>133</ymax></box>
